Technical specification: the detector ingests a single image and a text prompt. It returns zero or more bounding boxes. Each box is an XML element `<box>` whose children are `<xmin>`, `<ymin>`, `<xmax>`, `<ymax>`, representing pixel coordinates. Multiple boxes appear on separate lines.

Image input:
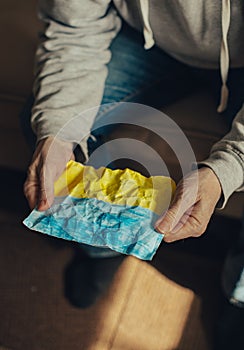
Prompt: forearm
<box><xmin>198</xmin><ymin>103</ymin><xmax>244</xmax><ymax>208</ymax></box>
<box><xmin>31</xmin><ymin>0</ymin><xmax>121</xmax><ymax>158</ymax></box>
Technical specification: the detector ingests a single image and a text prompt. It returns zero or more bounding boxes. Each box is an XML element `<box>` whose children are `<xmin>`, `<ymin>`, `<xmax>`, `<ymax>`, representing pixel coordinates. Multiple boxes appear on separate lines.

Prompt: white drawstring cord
<box><xmin>217</xmin><ymin>0</ymin><xmax>231</xmax><ymax>113</ymax></box>
<box><xmin>139</xmin><ymin>0</ymin><xmax>155</xmax><ymax>49</ymax></box>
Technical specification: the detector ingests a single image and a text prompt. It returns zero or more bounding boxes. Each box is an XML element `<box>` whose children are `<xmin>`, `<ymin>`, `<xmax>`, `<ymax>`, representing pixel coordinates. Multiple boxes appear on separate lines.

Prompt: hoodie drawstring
<box><xmin>140</xmin><ymin>0</ymin><xmax>231</xmax><ymax>113</ymax></box>
<box><xmin>217</xmin><ymin>0</ymin><xmax>231</xmax><ymax>113</ymax></box>
<box><xmin>139</xmin><ymin>0</ymin><xmax>155</xmax><ymax>49</ymax></box>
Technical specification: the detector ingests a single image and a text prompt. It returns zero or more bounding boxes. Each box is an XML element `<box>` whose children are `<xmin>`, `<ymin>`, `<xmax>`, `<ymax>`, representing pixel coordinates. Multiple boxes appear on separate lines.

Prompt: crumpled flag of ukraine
<box><xmin>23</xmin><ymin>160</ymin><xmax>176</xmax><ymax>260</ymax></box>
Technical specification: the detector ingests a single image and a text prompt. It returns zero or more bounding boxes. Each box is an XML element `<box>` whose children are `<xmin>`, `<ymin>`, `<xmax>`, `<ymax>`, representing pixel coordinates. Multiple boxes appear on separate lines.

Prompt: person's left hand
<box><xmin>155</xmin><ymin>167</ymin><xmax>222</xmax><ymax>242</ymax></box>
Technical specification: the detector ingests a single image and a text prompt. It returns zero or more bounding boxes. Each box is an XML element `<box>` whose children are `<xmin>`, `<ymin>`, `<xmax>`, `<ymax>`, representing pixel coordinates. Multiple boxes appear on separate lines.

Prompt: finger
<box><xmin>155</xmin><ymin>205</ymin><xmax>180</xmax><ymax>234</ymax></box>
<box><xmin>155</xmin><ymin>179</ymin><xmax>199</xmax><ymax>234</ymax></box>
<box><xmin>170</xmin><ymin>206</ymin><xmax>194</xmax><ymax>233</ymax></box>
<box><xmin>163</xmin><ymin>204</ymin><xmax>207</xmax><ymax>243</ymax></box>
<box><xmin>24</xmin><ymin>180</ymin><xmax>39</xmax><ymax>210</ymax></box>
<box><xmin>157</xmin><ymin>210</ymin><xmax>191</xmax><ymax>243</ymax></box>
<box><xmin>24</xmin><ymin>168</ymin><xmax>39</xmax><ymax>210</ymax></box>
<box><xmin>38</xmin><ymin>156</ymin><xmax>73</xmax><ymax>211</ymax></box>
<box><xmin>37</xmin><ymin>165</ymin><xmax>55</xmax><ymax>211</ymax></box>
<box><xmin>155</xmin><ymin>196</ymin><xmax>194</xmax><ymax>234</ymax></box>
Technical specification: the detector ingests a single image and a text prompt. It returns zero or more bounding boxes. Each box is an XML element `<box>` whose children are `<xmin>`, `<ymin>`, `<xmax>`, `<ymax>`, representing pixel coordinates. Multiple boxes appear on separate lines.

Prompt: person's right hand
<box><xmin>24</xmin><ymin>136</ymin><xmax>75</xmax><ymax>211</ymax></box>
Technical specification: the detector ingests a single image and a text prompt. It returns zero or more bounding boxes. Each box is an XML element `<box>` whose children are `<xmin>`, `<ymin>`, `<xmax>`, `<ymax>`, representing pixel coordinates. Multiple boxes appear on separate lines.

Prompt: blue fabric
<box><xmin>23</xmin><ymin>197</ymin><xmax>162</xmax><ymax>261</ymax></box>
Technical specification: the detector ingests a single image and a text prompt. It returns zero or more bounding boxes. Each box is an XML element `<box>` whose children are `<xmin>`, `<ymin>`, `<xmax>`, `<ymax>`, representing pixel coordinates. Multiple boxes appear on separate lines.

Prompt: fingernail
<box><xmin>156</xmin><ymin>222</ymin><xmax>170</xmax><ymax>233</ymax></box>
<box><xmin>39</xmin><ymin>199</ymin><xmax>47</xmax><ymax>204</ymax></box>
<box><xmin>154</xmin><ymin>222</ymin><xmax>166</xmax><ymax>235</ymax></box>
<box><xmin>38</xmin><ymin>199</ymin><xmax>47</xmax><ymax>208</ymax></box>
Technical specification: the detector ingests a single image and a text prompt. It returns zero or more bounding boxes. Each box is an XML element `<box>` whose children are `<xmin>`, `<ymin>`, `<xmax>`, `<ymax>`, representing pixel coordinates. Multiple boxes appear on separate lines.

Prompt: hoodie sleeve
<box><xmin>198</xmin><ymin>103</ymin><xmax>244</xmax><ymax>208</ymax></box>
<box><xmin>31</xmin><ymin>0</ymin><xmax>121</xmax><ymax>158</ymax></box>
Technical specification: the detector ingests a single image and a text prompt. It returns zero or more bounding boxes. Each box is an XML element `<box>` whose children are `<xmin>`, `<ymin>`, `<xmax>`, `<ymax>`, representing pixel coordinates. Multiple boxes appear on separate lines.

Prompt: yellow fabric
<box><xmin>54</xmin><ymin>160</ymin><xmax>176</xmax><ymax>215</ymax></box>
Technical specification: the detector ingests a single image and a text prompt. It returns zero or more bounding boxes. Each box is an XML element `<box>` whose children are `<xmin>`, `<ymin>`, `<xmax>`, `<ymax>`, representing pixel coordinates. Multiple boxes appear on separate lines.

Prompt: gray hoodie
<box><xmin>31</xmin><ymin>0</ymin><xmax>244</xmax><ymax>207</ymax></box>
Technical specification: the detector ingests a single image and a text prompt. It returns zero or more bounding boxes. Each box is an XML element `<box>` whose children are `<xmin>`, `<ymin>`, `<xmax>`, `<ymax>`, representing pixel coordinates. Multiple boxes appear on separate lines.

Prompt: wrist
<box><xmin>37</xmin><ymin>136</ymin><xmax>74</xmax><ymax>151</ymax></box>
<box><xmin>200</xmin><ymin>166</ymin><xmax>222</xmax><ymax>202</ymax></box>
